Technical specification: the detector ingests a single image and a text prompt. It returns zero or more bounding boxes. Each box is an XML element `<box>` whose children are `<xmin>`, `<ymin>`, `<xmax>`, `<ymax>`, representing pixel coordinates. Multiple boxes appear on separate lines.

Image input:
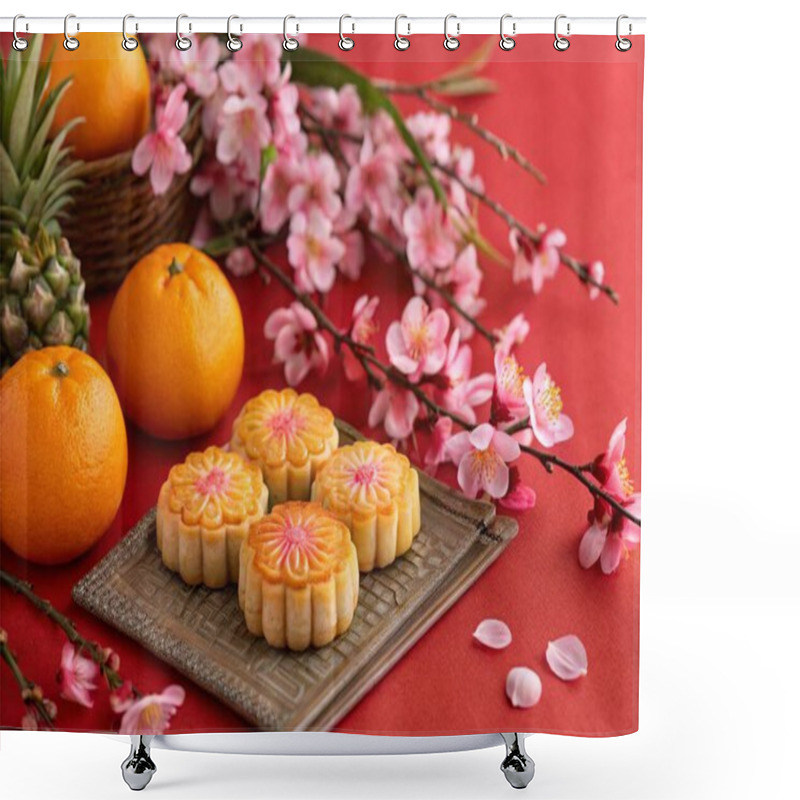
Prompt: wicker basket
<box><xmin>62</xmin><ymin>106</ymin><xmax>204</xmax><ymax>292</ymax></box>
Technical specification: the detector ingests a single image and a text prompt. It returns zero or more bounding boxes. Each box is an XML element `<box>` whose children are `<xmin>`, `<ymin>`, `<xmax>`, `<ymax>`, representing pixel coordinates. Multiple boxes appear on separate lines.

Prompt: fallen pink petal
<box><xmin>546</xmin><ymin>635</ymin><xmax>589</xmax><ymax>681</ymax></box>
<box><xmin>505</xmin><ymin>667</ymin><xmax>542</xmax><ymax>708</ymax></box>
<box><xmin>473</xmin><ymin>619</ymin><xmax>513</xmax><ymax>650</ymax></box>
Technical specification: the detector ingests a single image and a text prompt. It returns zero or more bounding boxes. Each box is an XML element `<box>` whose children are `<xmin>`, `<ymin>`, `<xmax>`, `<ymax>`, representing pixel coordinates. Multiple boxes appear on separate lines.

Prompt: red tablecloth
<box><xmin>0</xmin><ymin>35</ymin><xmax>642</xmax><ymax>736</ymax></box>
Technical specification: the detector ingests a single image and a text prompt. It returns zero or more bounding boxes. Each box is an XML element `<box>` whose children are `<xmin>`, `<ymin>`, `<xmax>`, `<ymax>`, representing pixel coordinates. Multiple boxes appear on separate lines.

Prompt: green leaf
<box><xmin>283</xmin><ymin>47</ymin><xmax>447</xmax><ymax>207</ymax></box>
<box><xmin>260</xmin><ymin>143</ymin><xmax>278</xmax><ymax>183</ymax></box>
<box><xmin>203</xmin><ymin>234</ymin><xmax>237</xmax><ymax>258</ymax></box>
<box><xmin>7</xmin><ymin>35</ymin><xmax>43</xmax><ymax>164</ymax></box>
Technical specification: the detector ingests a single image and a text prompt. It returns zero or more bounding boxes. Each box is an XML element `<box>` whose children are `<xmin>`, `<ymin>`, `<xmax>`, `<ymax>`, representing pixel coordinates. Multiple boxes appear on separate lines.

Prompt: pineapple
<box><xmin>0</xmin><ymin>35</ymin><xmax>89</xmax><ymax>373</ymax></box>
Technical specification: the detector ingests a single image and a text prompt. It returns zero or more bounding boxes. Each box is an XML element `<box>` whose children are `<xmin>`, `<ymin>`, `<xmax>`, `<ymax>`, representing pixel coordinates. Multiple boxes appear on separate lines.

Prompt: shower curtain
<box><xmin>0</xmin><ymin>30</ymin><xmax>643</xmax><ymax>737</ymax></box>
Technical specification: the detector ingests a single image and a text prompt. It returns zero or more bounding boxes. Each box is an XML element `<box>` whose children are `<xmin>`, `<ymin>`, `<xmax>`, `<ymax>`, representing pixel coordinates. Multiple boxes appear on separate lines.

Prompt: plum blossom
<box><xmin>510</xmin><ymin>226</ymin><xmax>566</xmax><ymax>294</ymax></box>
<box><xmin>437</xmin><ymin>330</ymin><xmax>493</xmax><ymax>424</ymax></box>
<box><xmin>56</xmin><ymin>643</ymin><xmax>99</xmax><ymax>709</ymax></box>
<box><xmin>260</xmin><ymin>157</ymin><xmax>298</xmax><ymax>233</ymax></box>
<box><xmin>132</xmin><ymin>83</ymin><xmax>193</xmax><ymax>196</ymax></box>
<box><xmin>498</xmin><ymin>466</ymin><xmax>536</xmax><ymax>511</ymax></box>
<box><xmin>333</xmin><ymin>208</ymin><xmax>365</xmax><ymax>281</ymax></box>
<box><xmin>494</xmin><ymin>313</ymin><xmax>530</xmax><ymax>358</ymax></box>
<box><xmin>170</xmin><ymin>35</ymin><xmax>221</xmax><ymax>97</ymax></box>
<box><xmin>492</xmin><ymin>351</ymin><xmax>529</xmax><ymax>424</ymax></box>
<box><xmin>445</xmin><ymin>245</ymin><xmax>486</xmax><ymax>339</ymax></box>
<box><xmin>368</xmin><ymin>384</ymin><xmax>419</xmax><ymax>441</ymax></box>
<box><xmin>216</xmin><ymin>94</ymin><xmax>272</xmax><ymax>181</ymax></box>
<box><xmin>225</xmin><ymin>246</ymin><xmax>256</xmax><ymax>277</ymax></box>
<box><xmin>346</xmin><ymin>133</ymin><xmax>401</xmax><ymax>219</ymax></box>
<box><xmin>402</xmin><ymin>187</ymin><xmax>457</xmax><ymax>277</ymax></box>
<box><xmin>579</xmin><ymin>419</ymin><xmax>641</xmax><ymax>574</ymax></box>
<box><xmin>288</xmin><ymin>151</ymin><xmax>342</xmax><ymax>219</ymax></box>
<box><xmin>287</xmin><ymin>210</ymin><xmax>345</xmax><ymax>293</ymax></box>
<box><xmin>423</xmin><ymin>416</ymin><xmax>453</xmax><ymax>475</ymax></box>
<box><xmin>269</xmin><ymin>84</ymin><xmax>303</xmax><ymax>152</ymax></box>
<box><xmin>446</xmin><ymin>423</ymin><xmax>521</xmax><ymax>499</ymax></box>
<box><xmin>406</xmin><ymin>112</ymin><xmax>452</xmax><ymax>164</ymax></box>
<box><xmin>587</xmin><ymin>260</ymin><xmax>605</xmax><ymax>300</ymax></box>
<box><xmin>112</xmin><ymin>682</ymin><xmax>186</xmax><ymax>736</ymax></box>
<box><xmin>220</xmin><ymin>34</ymin><xmax>286</xmax><ymax>95</ymax></box>
<box><xmin>265</xmin><ymin>302</ymin><xmax>329</xmax><ymax>386</ymax></box>
<box><xmin>523</xmin><ymin>363</ymin><xmax>574</xmax><ymax>448</ymax></box>
<box><xmin>311</xmin><ymin>85</ymin><xmax>364</xmax><ymax>162</ymax></box>
<box><xmin>343</xmin><ymin>295</ymin><xmax>379</xmax><ymax>382</ymax></box>
<box><xmin>190</xmin><ymin>160</ymin><xmax>244</xmax><ymax>222</ymax></box>
<box><xmin>386</xmin><ymin>297</ymin><xmax>450</xmax><ymax>382</ymax></box>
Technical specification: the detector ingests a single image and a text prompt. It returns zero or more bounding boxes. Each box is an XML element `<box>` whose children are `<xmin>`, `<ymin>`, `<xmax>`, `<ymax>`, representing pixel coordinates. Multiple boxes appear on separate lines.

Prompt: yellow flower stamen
<box><xmin>538</xmin><ymin>376</ymin><xmax>564</xmax><ymax>423</ymax></box>
<box><xmin>616</xmin><ymin>457</ymin><xmax>635</xmax><ymax>496</ymax></box>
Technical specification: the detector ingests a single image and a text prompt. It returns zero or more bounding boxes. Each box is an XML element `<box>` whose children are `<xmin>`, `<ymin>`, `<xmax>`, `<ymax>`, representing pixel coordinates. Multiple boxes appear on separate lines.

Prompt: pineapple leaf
<box><xmin>21</xmin><ymin>79</ymin><xmax>75</xmax><ymax>181</ymax></box>
<box><xmin>7</xmin><ymin>36</ymin><xmax>44</xmax><ymax>165</ymax></box>
<box><xmin>0</xmin><ymin>142</ymin><xmax>20</xmax><ymax>200</ymax></box>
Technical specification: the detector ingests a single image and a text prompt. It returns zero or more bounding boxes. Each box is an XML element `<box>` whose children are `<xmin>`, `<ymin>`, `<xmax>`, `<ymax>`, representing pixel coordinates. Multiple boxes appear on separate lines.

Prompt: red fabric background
<box><xmin>0</xmin><ymin>34</ymin><xmax>643</xmax><ymax>736</ymax></box>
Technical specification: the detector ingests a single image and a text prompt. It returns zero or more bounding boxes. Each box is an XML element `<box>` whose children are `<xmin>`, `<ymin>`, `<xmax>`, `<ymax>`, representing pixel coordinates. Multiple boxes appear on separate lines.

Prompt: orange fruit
<box><xmin>107</xmin><ymin>244</ymin><xmax>245</xmax><ymax>440</ymax></box>
<box><xmin>0</xmin><ymin>347</ymin><xmax>128</xmax><ymax>565</ymax></box>
<box><xmin>44</xmin><ymin>33</ymin><xmax>151</xmax><ymax>161</ymax></box>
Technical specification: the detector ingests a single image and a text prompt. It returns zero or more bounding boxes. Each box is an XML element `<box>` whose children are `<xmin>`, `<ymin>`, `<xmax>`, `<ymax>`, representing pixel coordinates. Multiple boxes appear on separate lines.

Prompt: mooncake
<box><xmin>238</xmin><ymin>502</ymin><xmax>359</xmax><ymax>651</ymax></box>
<box><xmin>230</xmin><ymin>389</ymin><xmax>338</xmax><ymax>507</ymax></box>
<box><xmin>311</xmin><ymin>441</ymin><xmax>421</xmax><ymax>572</ymax></box>
<box><xmin>156</xmin><ymin>446</ymin><xmax>269</xmax><ymax>588</ymax></box>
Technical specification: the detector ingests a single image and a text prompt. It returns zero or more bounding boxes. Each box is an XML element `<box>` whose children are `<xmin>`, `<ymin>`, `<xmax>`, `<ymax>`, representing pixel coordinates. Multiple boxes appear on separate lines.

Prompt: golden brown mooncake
<box><xmin>238</xmin><ymin>502</ymin><xmax>359</xmax><ymax>651</ymax></box>
<box><xmin>311</xmin><ymin>441</ymin><xmax>421</xmax><ymax>572</ymax></box>
<box><xmin>230</xmin><ymin>389</ymin><xmax>338</xmax><ymax>507</ymax></box>
<box><xmin>156</xmin><ymin>446</ymin><xmax>269</xmax><ymax>588</ymax></box>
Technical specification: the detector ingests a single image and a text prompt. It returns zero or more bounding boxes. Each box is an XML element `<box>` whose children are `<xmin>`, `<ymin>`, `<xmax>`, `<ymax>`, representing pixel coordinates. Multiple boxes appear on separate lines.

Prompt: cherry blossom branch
<box><xmin>432</xmin><ymin>161</ymin><xmax>620</xmax><ymax>304</ymax></box>
<box><xmin>0</xmin><ymin>628</ymin><xmax>56</xmax><ymax>729</ymax></box>
<box><xmin>0</xmin><ymin>569</ymin><xmax>133</xmax><ymax>693</ymax></box>
<box><xmin>246</xmin><ymin>243</ymin><xmax>640</xmax><ymax>527</ymax></box>
<box><xmin>378</xmin><ymin>83</ymin><xmax>547</xmax><ymax>185</ymax></box>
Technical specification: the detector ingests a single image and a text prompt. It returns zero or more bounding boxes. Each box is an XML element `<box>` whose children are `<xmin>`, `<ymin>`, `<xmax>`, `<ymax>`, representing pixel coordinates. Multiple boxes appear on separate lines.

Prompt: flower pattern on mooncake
<box><xmin>230</xmin><ymin>389</ymin><xmax>338</xmax><ymax>506</ymax></box>
<box><xmin>238</xmin><ymin>502</ymin><xmax>359</xmax><ymax>651</ymax></box>
<box><xmin>311</xmin><ymin>441</ymin><xmax>421</xmax><ymax>572</ymax></box>
<box><xmin>156</xmin><ymin>447</ymin><xmax>268</xmax><ymax>588</ymax></box>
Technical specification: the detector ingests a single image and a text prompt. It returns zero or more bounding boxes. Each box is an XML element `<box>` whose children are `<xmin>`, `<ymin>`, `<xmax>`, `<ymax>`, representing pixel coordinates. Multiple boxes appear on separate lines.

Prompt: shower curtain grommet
<box><xmin>443</xmin><ymin>14</ymin><xmax>460</xmax><ymax>50</ymax></box>
<box><xmin>12</xmin><ymin>14</ymin><xmax>28</xmax><ymax>51</ymax></box>
<box><xmin>63</xmin><ymin>13</ymin><xmax>79</xmax><ymax>50</ymax></box>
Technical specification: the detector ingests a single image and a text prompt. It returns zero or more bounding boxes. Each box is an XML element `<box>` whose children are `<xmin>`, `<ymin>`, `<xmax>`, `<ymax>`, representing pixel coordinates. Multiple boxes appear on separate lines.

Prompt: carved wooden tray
<box><xmin>72</xmin><ymin>421</ymin><xmax>518</xmax><ymax>731</ymax></box>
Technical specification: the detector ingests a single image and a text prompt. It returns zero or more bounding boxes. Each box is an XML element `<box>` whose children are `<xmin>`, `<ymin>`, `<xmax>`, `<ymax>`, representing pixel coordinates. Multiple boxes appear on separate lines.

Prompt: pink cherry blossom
<box><xmin>446</xmin><ymin>423</ymin><xmax>521</xmax><ymax>499</ymax></box>
<box><xmin>343</xmin><ymin>295</ymin><xmax>379</xmax><ymax>382</ymax></box>
<box><xmin>265</xmin><ymin>302</ymin><xmax>330</xmax><ymax>386</ymax></box>
<box><xmin>492</xmin><ymin>351</ymin><xmax>528</xmax><ymax>424</ymax></box>
<box><xmin>333</xmin><ymin>208</ymin><xmax>365</xmax><ymax>281</ymax></box>
<box><xmin>369</xmin><ymin>109</ymin><xmax>409</xmax><ymax>162</ymax></box>
<box><xmin>287</xmin><ymin>210</ymin><xmax>345</xmax><ymax>293</ymax></box>
<box><xmin>260</xmin><ymin>157</ymin><xmax>298</xmax><ymax>233</ymax></box>
<box><xmin>269</xmin><ymin>83</ymin><xmax>303</xmax><ymax>151</ymax></box>
<box><xmin>311</xmin><ymin>85</ymin><xmax>364</xmax><ymax>161</ymax></box>
<box><xmin>368</xmin><ymin>384</ymin><xmax>419</xmax><ymax>441</ymax></box>
<box><xmin>437</xmin><ymin>330</ymin><xmax>493</xmax><ymax>424</ymax></box>
<box><xmin>225</xmin><ymin>246</ymin><xmax>256</xmax><ymax>277</ymax></box>
<box><xmin>114</xmin><ymin>683</ymin><xmax>186</xmax><ymax>736</ymax></box>
<box><xmin>406</xmin><ymin>112</ymin><xmax>452</xmax><ymax>164</ymax></box>
<box><xmin>588</xmin><ymin>260</ymin><xmax>605</xmax><ymax>300</ymax></box>
<box><xmin>132</xmin><ymin>83</ymin><xmax>193</xmax><ymax>196</ymax></box>
<box><xmin>445</xmin><ymin>245</ymin><xmax>486</xmax><ymax>339</ymax></box>
<box><xmin>190</xmin><ymin>160</ymin><xmax>244</xmax><ymax>222</ymax></box>
<box><xmin>498</xmin><ymin>466</ymin><xmax>537</xmax><ymax>511</ymax></box>
<box><xmin>494</xmin><ymin>313</ymin><xmax>530</xmax><ymax>358</ymax></box>
<box><xmin>288</xmin><ymin>151</ymin><xmax>342</xmax><ymax>220</ymax></box>
<box><xmin>579</xmin><ymin>419</ymin><xmax>641</xmax><ymax>574</ymax></box>
<box><xmin>56</xmin><ymin>643</ymin><xmax>99</xmax><ymax>709</ymax></box>
<box><xmin>523</xmin><ymin>363</ymin><xmax>574</xmax><ymax>448</ymax></box>
<box><xmin>170</xmin><ymin>35</ymin><xmax>221</xmax><ymax>97</ymax></box>
<box><xmin>423</xmin><ymin>416</ymin><xmax>453</xmax><ymax>474</ymax></box>
<box><xmin>402</xmin><ymin>187</ymin><xmax>457</xmax><ymax>277</ymax></box>
<box><xmin>510</xmin><ymin>226</ymin><xmax>566</xmax><ymax>294</ymax></box>
<box><xmin>345</xmin><ymin>133</ymin><xmax>401</xmax><ymax>219</ymax></box>
<box><xmin>216</xmin><ymin>94</ymin><xmax>272</xmax><ymax>181</ymax></box>
<box><xmin>386</xmin><ymin>296</ymin><xmax>450</xmax><ymax>382</ymax></box>
<box><xmin>221</xmin><ymin>34</ymin><xmax>286</xmax><ymax>95</ymax></box>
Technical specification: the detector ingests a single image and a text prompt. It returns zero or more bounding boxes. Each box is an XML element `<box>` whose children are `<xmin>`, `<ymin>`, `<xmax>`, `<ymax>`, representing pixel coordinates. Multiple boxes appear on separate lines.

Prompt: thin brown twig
<box><xmin>432</xmin><ymin>161</ymin><xmax>620</xmax><ymax>304</ymax></box>
<box><xmin>246</xmin><ymin>242</ymin><xmax>640</xmax><ymax>527</ymax></box>
<box><xmin>0</xmin><ymin>570</ymin><xmax>132</xmax><ymax>693</ymax></box>
<box><xmin>0</xmin><ymin>632</ymin><xmax>56</xmax><ymax>729</ymax></box>
<box><xmin>378</xmin><ymin>83</ymin><xmax>547</xmax><ymax>186</ymax></box>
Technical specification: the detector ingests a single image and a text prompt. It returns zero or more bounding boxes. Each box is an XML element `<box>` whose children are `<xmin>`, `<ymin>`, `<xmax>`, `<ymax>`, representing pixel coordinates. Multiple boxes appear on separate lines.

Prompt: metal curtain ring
<box><xmin>339</xmin><ymin>15</ymin><xmax>354</xmax><ymax>50</ymax></box>
<box><xmin>283</xmin><ymin>15</ymin><xmax>299</xmax><ymax>51</ymax></box>
<box><xmin>227</xmin><ymin>15</ymin><xmax>243</xmax><ymax>52</ymax></box>
<box><xmin>394</xmin><ymin>14</ymin><xmax>410</xmax><ymax>51</ymax></box>
<box><xmin>499</xmin><ymin>14</ymin><xmax>516</xmax><ymax>51</ymax></box>
<box><xmin>12</xmin><ymin>14</ymin><xmax>28</xmax><ymax>51</ymax></box>
<box><xmin>554</xmin><ymin>14</ymin><xmax>570</xmax><ymax>51</ymax></box>
<box><xmin>122</xmin><ymin>14</ymin><xmax>138</xmax><ymax>51</ymax></box>
<box><xmin>176</xmin><ymin>13</ymin><xmax>192</xmax><ymax>51</ymax></box>
<box><xmin>63</xmin><ymin>13</ymin><xmax>79</xmax><ymax>50</ymax></box>
<box><xmin>616</xmin><ymin>14</ymin><xmax>632</xmax><ymax>51</ymax></box>
<box><xmin>444</xmin><ymin>14</ymin><xmax>460</xmax><ymax>51</ymax></box>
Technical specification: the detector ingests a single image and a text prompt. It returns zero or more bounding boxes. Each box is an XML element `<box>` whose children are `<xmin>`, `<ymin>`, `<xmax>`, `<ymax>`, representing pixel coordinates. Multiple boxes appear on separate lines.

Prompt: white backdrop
<box><xmin>2</xmin><ymin>1</ymin><xmax>798</xmax><ymax>798</ymax></box>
